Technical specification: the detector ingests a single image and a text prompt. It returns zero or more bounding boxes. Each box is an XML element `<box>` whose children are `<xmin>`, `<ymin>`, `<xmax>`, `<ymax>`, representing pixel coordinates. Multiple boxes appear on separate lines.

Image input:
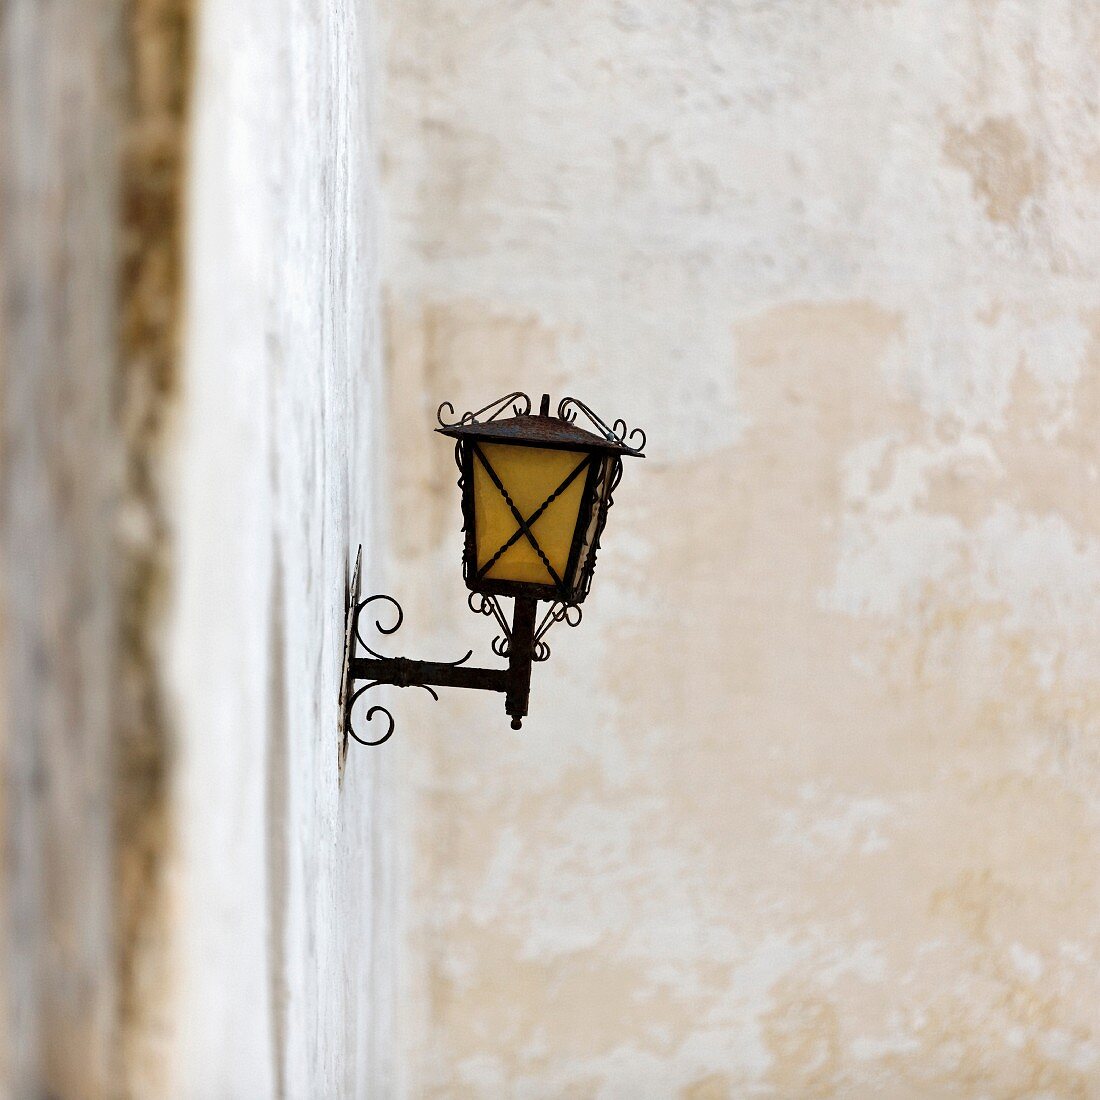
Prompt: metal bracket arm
<box><xmin>340</xmin><ymin>548</ymin><xmax>539</xmax><ymax>747</ymax></box>
<box><xmin>347</xmin><ymin>656</ymin><xmax>510</xmax><ymax>694</ymax></box>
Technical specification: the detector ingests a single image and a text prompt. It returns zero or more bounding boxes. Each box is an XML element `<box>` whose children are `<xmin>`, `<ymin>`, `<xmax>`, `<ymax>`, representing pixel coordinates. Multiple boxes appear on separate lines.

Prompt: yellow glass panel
<box><xmin>472</xmin><ymin>442</ymin><xmax>589</xmax><ymax>585</ymax></box>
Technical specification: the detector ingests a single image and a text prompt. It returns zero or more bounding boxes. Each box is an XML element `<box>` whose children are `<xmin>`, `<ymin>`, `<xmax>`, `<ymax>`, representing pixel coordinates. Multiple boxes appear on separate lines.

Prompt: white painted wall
<box><xmin>167</xmin><ymin>0</ymin><xmax>393</xmax><ymax>1093</ymax></box>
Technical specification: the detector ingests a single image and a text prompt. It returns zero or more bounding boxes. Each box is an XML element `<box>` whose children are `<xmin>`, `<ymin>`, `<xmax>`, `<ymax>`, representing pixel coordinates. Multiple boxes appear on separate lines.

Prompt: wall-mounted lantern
<box><xmin>340</xmin><ymin>392</ymin><xmax>645</xmax><ymax>746</ymax></box>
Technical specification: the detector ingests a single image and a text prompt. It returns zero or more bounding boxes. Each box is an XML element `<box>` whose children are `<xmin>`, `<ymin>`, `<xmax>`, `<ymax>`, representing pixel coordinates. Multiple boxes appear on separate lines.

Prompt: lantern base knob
<box><xmin>511</xmin><ymin>716</ymin><xmax>523</xmax><ymax>730</ymax></box>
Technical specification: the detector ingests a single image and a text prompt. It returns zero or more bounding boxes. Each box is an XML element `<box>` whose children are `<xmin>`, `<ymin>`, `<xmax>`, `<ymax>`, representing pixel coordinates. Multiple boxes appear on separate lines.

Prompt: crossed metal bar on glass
<box><xmin>473</xmin><ymin>440</ymin><xmax>594</xmax><ymax>594</ymax></box>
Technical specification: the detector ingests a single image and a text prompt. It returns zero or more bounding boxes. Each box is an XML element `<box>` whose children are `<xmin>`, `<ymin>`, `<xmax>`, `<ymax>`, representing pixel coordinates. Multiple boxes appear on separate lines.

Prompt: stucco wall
<box><xmin>383</xmin><ymin>2</ymin><xmax>1100</xmax><ymax>1096</ymax></box>
<box><xmin>166</xmin><ymin>0</ymin><xmax>393</xmax><ymax>1093</ymax></box>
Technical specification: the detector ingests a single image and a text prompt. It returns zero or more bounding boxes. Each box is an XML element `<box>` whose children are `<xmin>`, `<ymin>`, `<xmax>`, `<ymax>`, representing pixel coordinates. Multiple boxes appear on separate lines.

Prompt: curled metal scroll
<box><xmin>466</xmin><ymin>592</ymin><xmax>580</xmax><ymax>662</ymax></box>
<box><xmin>437</xmin><ymin>391</ymin><xmax>532</xmax><ymax>429</ymax></box>
<box><xmin>346</xmin><ymin>595</ymin><xmax>473</xmax><ymax>746</ymax></box>
<box><xmin>532</xmin><ymin>601</ymin><xmax>582</xmax><ymax>662</ymax></box>
<box><xmin>353</xmin><ymin>594</ymin><xmax>405</xmax><ymax>660</ymax></box>
<box><xmin>468</xmin><ymin>591</ymin><xmax>512</xmax><ymax>658</ymax></box>
<box><xmin>346</xmin><ymin>681</ymin><xmax>398</xmax><ymax>747</ymax></box>
<box><xmin>557</xmin><ymin>397</ymin><xmax>646</xmax><ymax>455</ymax></box>
<box><xmin>353</xmin><ymin>595</ymin><xmax>473</xmax><ymax>668</ymax></box>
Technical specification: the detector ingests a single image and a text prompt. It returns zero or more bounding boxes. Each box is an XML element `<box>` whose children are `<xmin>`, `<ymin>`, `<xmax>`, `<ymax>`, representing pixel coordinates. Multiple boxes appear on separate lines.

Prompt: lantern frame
<box><xmin>338</xmin><ymin>392</ymin><xmax>645</xmax><ymax>750</ymax></box>
<box><xmin>437</xmin><ymin>392</ymin><xmax>644</xmax><ymax>606</ymax></box>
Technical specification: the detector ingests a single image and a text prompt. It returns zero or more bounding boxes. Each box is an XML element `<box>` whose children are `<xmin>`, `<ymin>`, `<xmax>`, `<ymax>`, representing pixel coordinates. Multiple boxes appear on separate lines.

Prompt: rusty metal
<box><xmin>557</xmin><ymin>395</ymin><xmax>647</xmax><ymax>454</ymax></box>
<box><xmin>466</xmin><ymin>592</ymin><xmax>582</xmax><ymax>664</ymax></box>
<box><xmin>341</xmin><ymin>568</ymin><xmax>541</xmax><ymax>745</ymax></box>
<box><xmin>532</xmin><ymin>600</ymin><xmax>582</xmax><ymax>662</ymax></box>
<box><xmin>442</xmin><ymin>393</ymin><xmax>643</xmax><ymax>606</ymax></box>
<box><xmin>436</xmin><ymin>391</ymin><xmax>532</xmax><ymax>429</ymax></box>
<box><xmin>572</xmin><ymin>450</ymin><xmax>623</xmax><ymax>605</ymax></box>
<box><xmin>341</xmin><ymin>391</ymin><xmax>645</xmax><ymax>747</ymax></box>
<box><xmin>504</xmin><ymin>596</ymin><xmax>537</xmax><ymax>729</ymax></box>
<box><xmin>468</xmin><ymin>592</ymin><xmax>513</xmax><ymax>658</ymax></box>
<box><xmin>439</xmin><ymin>412</ymin><xmax>640</xmax><ymax>454</ymax></box>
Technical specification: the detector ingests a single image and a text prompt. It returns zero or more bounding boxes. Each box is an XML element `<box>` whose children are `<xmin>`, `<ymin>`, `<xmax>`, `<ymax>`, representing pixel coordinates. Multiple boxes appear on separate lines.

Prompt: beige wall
<box><xmin>383</xmin><ymin>2</ymin><xmax>1100</xmax><ymax>1096</ymax></box>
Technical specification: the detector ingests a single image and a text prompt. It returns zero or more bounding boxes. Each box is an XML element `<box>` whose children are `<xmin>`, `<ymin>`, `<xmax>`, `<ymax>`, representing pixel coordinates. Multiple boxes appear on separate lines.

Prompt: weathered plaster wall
<box><xmin>167</xmin><ymin>0</ymin><xmax>393</xmax><ymax>1093</ymax></box>
<box><xmin>383</xmin><ymin>2</ymin><xmax>1100</xmax><ymax>1096</ymax></box>
<box><xmin>0</xmin><ymin>4</ymin><xmax>123</xmax><ymax>1090</ymax></box>
<box><xmin>1</xmin><ymin>0</ymin><xmax>190</xmax><ymax>1092</ymax></box>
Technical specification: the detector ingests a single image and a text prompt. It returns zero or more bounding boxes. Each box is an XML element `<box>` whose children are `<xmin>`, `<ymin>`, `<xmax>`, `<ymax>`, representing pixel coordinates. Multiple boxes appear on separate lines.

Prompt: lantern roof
<box><xmin>436</xmin><ymin>394</ymin><xmax>646</xmax><ymax>457</ymax></box>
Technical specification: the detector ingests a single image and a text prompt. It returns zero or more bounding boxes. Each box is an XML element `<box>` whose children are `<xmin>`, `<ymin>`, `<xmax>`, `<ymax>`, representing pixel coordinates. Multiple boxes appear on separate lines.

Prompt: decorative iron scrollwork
<box><xmin>352</xmin><ymin>594</ymin><xmax>402</xmax><ymax>659</ymax></box>
<box><xmin>437</xmin><ymin>391</ymin><xmax>532</xmax><ymax>429</ymax></box>
<box><xmin>465</xmin><ymin>592</ymin><xmax>582</xmax><ymax>662</ymax></box>
<box><xmin>557</xmin><ymin>396</ymin><xmax>646</xmax><ymax>454</ymax></box>
<box><xmin>346</xmin><ymin>594</ymin><xmax>474</xmax><ymax>746</ymax></box>
<box><xmin>468</xmin><ymin>592</ymin><xmax>512</xmax><ymax>657</ymax></box>
<box><xmin>346</xmin><ymin>681</ymin><xmax>396</xmax><ymax>747</ymax></box>
<box><xmin>532</xmin><ymin>601</ymin><xmax>582</xmax><ymax>662</ymax></box>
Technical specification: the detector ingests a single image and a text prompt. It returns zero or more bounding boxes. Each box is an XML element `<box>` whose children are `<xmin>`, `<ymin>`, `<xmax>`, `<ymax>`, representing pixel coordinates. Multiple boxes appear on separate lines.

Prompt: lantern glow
<box><xmin>470</xmin><ymin>442</ymin><xmax>589</xmax><ymax>588</ymax></box>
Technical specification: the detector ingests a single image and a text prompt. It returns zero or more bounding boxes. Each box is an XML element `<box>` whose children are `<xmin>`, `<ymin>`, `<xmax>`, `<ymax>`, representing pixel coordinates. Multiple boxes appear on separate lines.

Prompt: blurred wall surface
<box><xmin>383</xmin><ymin>2</ymin><xmax>1100</xmax><ymax>1096</ymax></box>
<box><xmin>1</xmin><ymin>0</ymin><xmax>392</xmax><ymax>1094</ymax></box>
<box><xmin>1</xmin><ymin>2</ymin><xmax>130</xmax><ymax>1093</ymax></box>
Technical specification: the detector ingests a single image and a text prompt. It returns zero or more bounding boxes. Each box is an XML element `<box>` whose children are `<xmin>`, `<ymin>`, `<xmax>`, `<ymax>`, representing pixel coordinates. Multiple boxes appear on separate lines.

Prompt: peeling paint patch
<box><xmin>944</xmin><ymin>116</ymin><xmax>1045</xmax><ymax>227</ymax></box>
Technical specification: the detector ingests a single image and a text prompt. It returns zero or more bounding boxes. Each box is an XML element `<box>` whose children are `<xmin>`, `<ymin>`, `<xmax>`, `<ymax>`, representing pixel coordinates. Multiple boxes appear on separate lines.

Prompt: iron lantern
<box><xmin>439</xmin><ymin>393</ymin><xmax>641</xmax><ymax>606</ymax></box>
<box><xmin>339</xmin><ymin>392</ymin><xmax>645</xmax><ymax>749</ymax></box>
